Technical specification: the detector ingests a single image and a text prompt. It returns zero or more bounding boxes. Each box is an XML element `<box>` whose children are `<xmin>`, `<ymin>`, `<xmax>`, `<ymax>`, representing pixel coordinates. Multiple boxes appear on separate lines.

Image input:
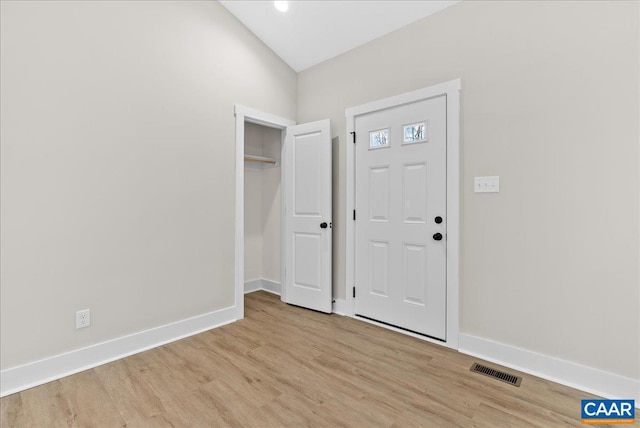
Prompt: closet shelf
<box><xmin>244</xmin><ymin>154</ymin><xmax>277</xmax><ymax>165</ymax></box>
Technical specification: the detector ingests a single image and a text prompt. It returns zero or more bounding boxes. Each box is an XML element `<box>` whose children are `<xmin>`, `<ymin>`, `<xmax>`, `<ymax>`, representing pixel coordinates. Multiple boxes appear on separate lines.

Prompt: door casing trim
<box><xmin>234</xmin><ymin>105</ymin><xmax>295</xmax><ymax>320</ymax></box>
<box><xmin>345</xmin><ymin>79</ymin><xmax>461</xmax><ymax>349</ymax></box>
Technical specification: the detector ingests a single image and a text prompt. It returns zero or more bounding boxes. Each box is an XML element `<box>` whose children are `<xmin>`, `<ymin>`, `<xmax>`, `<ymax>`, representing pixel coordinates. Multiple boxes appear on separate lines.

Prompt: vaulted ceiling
<box><xmin>219</xmin><ymin>1</ymin><xmax>460</xmax><ymax>72</ymax></box>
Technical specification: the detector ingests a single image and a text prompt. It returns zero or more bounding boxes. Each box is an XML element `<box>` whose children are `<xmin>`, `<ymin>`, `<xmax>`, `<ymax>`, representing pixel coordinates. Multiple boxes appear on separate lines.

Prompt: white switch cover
<box><xmin>474</xmin><ymin>176</ymin><xmax>500</xmax><ymax>193</ymax></box>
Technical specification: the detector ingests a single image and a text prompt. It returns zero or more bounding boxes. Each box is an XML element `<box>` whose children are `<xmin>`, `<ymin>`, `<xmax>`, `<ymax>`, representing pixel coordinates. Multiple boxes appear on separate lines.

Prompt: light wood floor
<box><xmin>1</xmin><ymin>291</ymin><xmax>622</xmax><ymax>427</ymax></box>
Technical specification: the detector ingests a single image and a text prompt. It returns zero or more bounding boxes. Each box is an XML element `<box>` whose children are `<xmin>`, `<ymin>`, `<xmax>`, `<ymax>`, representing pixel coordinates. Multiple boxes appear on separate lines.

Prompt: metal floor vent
<box><xmin>470</xmin><ymin>363</ymin><xmax>522</xmax><ymax>387</ymax></box>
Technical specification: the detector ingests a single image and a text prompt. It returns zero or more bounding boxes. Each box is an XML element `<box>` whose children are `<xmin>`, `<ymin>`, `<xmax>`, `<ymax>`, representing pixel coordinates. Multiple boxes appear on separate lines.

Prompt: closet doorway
<box><xmin>234</xmin><ymin>106</ymin><xmax>333</xmax><ymax>320</ymax></box>
<box><xmin>243</xmin><ymin>121</ymin><xmax>283</xmax><ymax>298</ymax></box>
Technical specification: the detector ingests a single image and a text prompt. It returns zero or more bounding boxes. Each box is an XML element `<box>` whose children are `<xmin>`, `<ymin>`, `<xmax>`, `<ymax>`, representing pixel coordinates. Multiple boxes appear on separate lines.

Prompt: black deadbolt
<box><xmin>435</xmin><ymin>216</ymin><xmax>443</xmax><ymax>224</ymax></box>
<box><xmin>320</xmin><ymin>222</ymin><xmax>328</xmax><ymax>229</ymax></box>
<box><xmin>433</xmin><ymin>233</ymin><xmax>443</xmax><ymax>241</ymax></box>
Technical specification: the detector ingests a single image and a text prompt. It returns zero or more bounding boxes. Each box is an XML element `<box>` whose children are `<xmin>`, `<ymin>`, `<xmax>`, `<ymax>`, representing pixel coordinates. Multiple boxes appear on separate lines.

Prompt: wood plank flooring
<box><xmin>1</xmin><ymin>291</ymin><xmax>625</xmax><ymax>427</ymax></box>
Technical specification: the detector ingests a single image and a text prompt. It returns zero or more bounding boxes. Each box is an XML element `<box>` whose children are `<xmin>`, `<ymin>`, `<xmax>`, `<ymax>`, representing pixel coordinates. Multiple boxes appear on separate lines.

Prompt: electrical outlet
<box><xmin>76</xmin><ymin>309</ymin><xmax>90</xmax><ymax>329</ymax></box>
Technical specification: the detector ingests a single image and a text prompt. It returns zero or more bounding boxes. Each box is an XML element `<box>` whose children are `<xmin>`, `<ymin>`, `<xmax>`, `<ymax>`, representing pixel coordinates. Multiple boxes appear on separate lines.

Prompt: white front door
<box><xmin>355</xmin><ymin>96</ymin><xmax>447</xmax><ymax>339</ymax></box>
<box><xmin>283</xmin><ymin>119</ymin><xmax>332</xmax><ymax>313</ymax></box>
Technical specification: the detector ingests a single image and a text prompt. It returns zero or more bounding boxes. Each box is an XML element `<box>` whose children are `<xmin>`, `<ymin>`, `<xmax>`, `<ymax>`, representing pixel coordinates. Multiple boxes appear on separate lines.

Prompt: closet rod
<box><xmin>244</xmin><ymin>155</ymin><xmax>277</xmax><ymax>165</ymax></box>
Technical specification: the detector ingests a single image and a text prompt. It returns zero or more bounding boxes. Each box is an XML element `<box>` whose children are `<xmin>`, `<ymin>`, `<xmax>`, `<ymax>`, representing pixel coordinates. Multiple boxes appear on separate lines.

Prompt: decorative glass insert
<box><xmin>369</xmin><ymin>129</ymin><xmax>389</xmax><ymax>149</ymax></box>
<box><xmin>403</xmin><ymin>122</ymin><xmax>426</xmax><ymax>144</ymax></box>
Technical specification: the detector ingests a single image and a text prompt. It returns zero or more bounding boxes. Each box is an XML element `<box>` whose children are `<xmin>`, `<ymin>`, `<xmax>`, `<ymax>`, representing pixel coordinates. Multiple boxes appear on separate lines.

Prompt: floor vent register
<box><xmin>470</xmin><ymin>363</ymin><xmax>522</xmax><ymax>387</ymax></box>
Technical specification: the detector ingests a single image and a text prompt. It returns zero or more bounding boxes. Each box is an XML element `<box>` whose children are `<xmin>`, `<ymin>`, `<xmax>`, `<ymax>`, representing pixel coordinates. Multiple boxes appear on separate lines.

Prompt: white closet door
<box><xmin>283</xmin><ymin>119</ymin><xmax>332</xmax><ymax>313</ymax></box>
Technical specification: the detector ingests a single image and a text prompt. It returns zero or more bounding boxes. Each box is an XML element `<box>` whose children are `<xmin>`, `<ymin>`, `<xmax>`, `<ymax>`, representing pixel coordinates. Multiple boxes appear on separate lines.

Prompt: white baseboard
<box><xmin>244</xmin><ymin>279</ymin><xmax>281</xmax><ymax>295</ymax></box>
<box><xmin>261</xmin><ymin>279</ymin><xmax>281</xmax><ymax>295</ymax></box>
<box><xmin>244</xmin><ymin>279</ymin><xmax>263</xmax><ymax>294</ymax></box>
<box><xmin>459</xmin><ymin>333</ymin><xmax>640</xmax><ymax>406</ymax></box>
<box><xmin>0</xmin><ymin>305</ymin><xmax>237</xmax><ymax>397</ymax></box>
<box><xmin>332</xmin><ymin>298</ymin><xmax>347</xmax><ymax>315</ymax></box>
<box><xmin>245</xmin><ymin>281</ymin><xmax>345</xmax><ymax>316</ymax></box>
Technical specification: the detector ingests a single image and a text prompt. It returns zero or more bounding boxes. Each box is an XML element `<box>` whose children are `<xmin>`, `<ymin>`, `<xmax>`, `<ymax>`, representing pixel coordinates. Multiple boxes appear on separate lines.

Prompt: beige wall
<box><xmin>261</xmin><ymin>127</ymin><xmax>282</xmax><ymax>283</ymax></box>
<box><xmin>244</xmin><ymin>123</ymin><xmax>264</xmax><ymax>282</ymax></box>
<box><xmin>297</xmin><ymin>1</ymin><xmax>639</xmax><ymax>379</ymax></box>
<box><xmin>243</xmin><ymin>122</ymin><xmax>281</xmax><ymax>283</ymax></box>
<box><xmin>0</xmin><ymin>0</ymin><xmax>296</xmax><ymax>370</ymax></box>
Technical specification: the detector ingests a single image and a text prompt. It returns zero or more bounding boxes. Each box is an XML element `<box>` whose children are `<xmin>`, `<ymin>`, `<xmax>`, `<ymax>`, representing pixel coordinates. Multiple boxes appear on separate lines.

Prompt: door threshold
<box><xmin>354</xmin><ymin>314</ymin><xmax>448</xmax><ymax>346</ymax></box>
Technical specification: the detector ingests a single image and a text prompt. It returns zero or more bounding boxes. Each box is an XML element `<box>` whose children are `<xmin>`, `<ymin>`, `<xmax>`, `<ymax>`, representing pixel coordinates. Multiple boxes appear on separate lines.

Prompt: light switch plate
<box><xmin>474</xmin><ymin>176</ymin><xmax>500</xmax><ymax>193</ymax></box>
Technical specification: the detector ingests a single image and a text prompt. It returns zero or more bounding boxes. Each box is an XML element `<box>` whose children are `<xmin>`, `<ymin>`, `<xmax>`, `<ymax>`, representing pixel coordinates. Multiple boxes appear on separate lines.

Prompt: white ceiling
<box><xmin>219</xmin><ymin>1</ymin><xmax>459</xmax><ymax>72</ymax></box>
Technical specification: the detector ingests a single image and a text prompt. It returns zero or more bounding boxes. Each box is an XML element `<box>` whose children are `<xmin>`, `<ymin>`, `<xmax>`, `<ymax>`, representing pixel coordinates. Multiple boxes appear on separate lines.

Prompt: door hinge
<box><xmin>353</xmin><ymin>286</ymin><xmax>356</xmax><ymax>298</ymax></box>
<box><xmin>353</xmin><ymin>210</ymin><xmax>356</xmax><ymax>221</ymax></box>
<box><xmin>350</xmin><ymin>131</ymin><xmax>356</xmax><ymax>144</ymax></box>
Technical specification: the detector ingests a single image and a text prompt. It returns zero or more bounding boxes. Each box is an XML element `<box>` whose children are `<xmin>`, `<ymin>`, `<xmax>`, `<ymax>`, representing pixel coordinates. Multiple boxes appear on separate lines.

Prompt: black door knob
<box><xmin>320</xmin><ymin>222</ymin><xmax>328</xmax><ymax>229</ymax></box>
<box><xmin>433</xmin><ymin>233</ymin><xmax>443</xmax><ymax>241</ymax></box>
<box><xmin>435</xmin><ymin>216</ymin><xmax>443</xmax><ymax>224</ymax></box>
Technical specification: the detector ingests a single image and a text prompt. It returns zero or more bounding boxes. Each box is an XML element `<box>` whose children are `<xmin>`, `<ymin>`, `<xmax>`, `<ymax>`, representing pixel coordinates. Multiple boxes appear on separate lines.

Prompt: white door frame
<box><xmin>234</xmin><ymin>105</ymin><xmax>295</xmax><ymax>320</ymax></box>
<box><xmin>345</xmin><ymin>79</ymin><xmax>461</xmax><ymax>349</ymax></box>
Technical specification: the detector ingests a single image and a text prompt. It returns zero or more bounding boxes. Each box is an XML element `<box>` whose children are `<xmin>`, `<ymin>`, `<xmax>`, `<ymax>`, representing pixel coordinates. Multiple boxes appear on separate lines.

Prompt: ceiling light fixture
<box><xmin>274</xmin><ymin>1</ymin><xmax>289</xmax><ymax>12</ymax></box>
